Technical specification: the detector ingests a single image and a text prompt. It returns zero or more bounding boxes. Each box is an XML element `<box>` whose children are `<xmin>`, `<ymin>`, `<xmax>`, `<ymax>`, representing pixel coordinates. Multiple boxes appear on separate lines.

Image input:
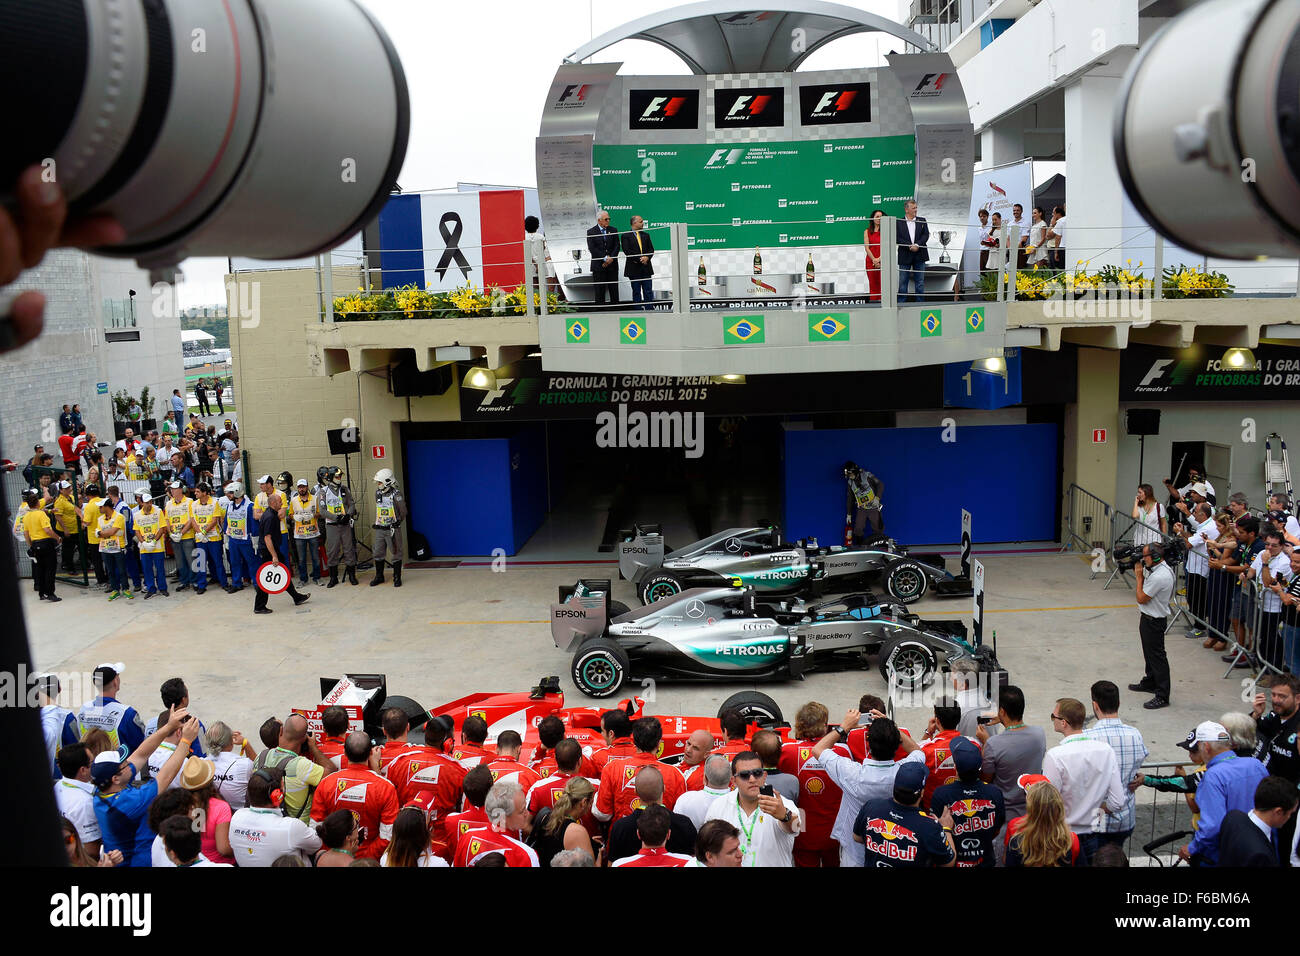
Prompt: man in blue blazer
<box><xmin>895</xmin><ymin>199</ymin><xmax>930</xmax><ymax>303</ymax></box>
<box><xmin>1216</xmin><ymin>776</ymin><xmax>1297</xmax><ymax>866</ymax></box>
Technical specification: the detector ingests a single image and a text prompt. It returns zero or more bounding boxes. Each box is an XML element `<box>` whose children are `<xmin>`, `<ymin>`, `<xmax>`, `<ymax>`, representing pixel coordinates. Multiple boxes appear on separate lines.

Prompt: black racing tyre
<box><xmin>862</xmin><ymin>533</ymin><xmax>892</xmax><ymax>548</ymax></box>
<box><xmin>878</xmin><ymin>638</ymin><xmax>937</xmax><ymax>690</ymax></box>
<box><xmin>606</xmin><ymin>599</ymin><xmax>631</xmax><ymax>621</ymax></box>
<box><xmin>571</xmin><ymin>638</ymin><xmax>631</xmax><ymax>699</ymax></box>
<box><xmin>885</xmin><ymin>560</ymin><xmax>929</xmax><ymax>604</ymax></box>
<box><xmin>640</xmin><ymin>571</ymin><xmax>685</xmax><ymax>606</ymax></box>
<box><xmin>717</xmin><ymin>690</ymin><xmax>784</xmax><ymax>728</ymax></box>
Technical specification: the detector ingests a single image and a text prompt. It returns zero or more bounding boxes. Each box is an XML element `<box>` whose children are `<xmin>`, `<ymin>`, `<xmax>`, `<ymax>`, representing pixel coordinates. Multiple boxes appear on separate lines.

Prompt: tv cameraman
<box><xmin>1130</xmin><ymin>542</ymin><xmax>1175</xmax><ymax>710</ymax></box>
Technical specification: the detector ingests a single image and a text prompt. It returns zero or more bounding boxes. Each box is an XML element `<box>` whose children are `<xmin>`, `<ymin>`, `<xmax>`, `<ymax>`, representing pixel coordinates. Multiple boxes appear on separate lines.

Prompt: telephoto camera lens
<box><xmin>0</xmin><ymin>0</ymin><xmax>409</xmax><ymax>269</ymax></box>
<box><xmin>1113</xmin><ymin>0</ymin><xmax>1300</xmax><ymax>259</ymax></box>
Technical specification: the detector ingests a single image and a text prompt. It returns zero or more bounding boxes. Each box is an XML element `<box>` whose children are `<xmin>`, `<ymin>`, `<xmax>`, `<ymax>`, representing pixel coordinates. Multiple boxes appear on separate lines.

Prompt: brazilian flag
<box><xmin>620</xmin><ymin>317</ymin><xmax>647</xmax><ymax>344</ymax></box>
<box><xmin>920</xmin><ymin>309</ymin><xmax>942</xmax><ymax>338</ymax></box>
<box><xmin>565</xmin><ymin>319</ymin><xmax>589</xmax><ymax>344</ymax></box>
<box><xmin>808</xmin><ymin>312</ymin><xmax>850</xmax><ymax>342</ymax></box>
<box><xmin>723</xmin><ymin>315</ymin><xmax>765</xmax><ymax>344</ymax></box>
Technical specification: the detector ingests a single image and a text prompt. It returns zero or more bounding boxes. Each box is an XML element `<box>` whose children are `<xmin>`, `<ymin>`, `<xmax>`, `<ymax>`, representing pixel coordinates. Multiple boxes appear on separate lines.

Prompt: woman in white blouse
<box><xmin>1132</xmin><ymin>483</ymin><xmax>1166</xmax><ymax>545</ymax></box>
<box><xmin>1027</xmin><ymin>206</ymin><xmax>1050</xmax><ymax>266</ymax></box>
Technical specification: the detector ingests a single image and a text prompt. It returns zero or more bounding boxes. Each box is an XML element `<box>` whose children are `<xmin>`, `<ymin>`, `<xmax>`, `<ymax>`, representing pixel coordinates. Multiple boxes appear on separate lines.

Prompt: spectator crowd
<box><xmin>42</xmin><ymin>661</ymin><xmax>1300</xmax><ymax>868</ymax></box>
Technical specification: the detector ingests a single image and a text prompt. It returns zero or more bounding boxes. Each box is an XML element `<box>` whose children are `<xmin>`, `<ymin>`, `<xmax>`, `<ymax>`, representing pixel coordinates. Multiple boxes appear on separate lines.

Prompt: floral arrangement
<box><xmin>977</xmin><ymin>259</ymin><xmax>1218</xmax><ymax>301</ymax></box>
<box><xmin>1161</xmin><ymin>264</ymin><xmax>1233</xmax><ymax>299</ymax></box>
<box><xmin>333</xmin><ymin>282</ymin><xmax>570</xmax><ymax>320</ymax></box>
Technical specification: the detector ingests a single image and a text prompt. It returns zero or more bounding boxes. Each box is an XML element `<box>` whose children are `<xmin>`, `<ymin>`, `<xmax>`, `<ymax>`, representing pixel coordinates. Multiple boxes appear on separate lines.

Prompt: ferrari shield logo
<box><xmin>470</xmin><ymin>710</ymin><xmax>487</xmax><ymax>721</ymax></box>
<box><xmin>799</xmin><ymin>747</ymin><xmax>811</xmax><ymax>763</ymax></box>
<box><xmin>468</xmin><ymin>838</ymin><xmax>483</xmax><ymax>856</ymax></box>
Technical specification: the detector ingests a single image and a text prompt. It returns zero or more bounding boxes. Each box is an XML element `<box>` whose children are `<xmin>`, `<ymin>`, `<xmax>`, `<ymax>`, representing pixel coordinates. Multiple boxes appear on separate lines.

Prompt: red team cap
<box><xmin>1017</xmin><ymin>774</ymin><xmax>1050</xmax><ymax>790</ymax></box>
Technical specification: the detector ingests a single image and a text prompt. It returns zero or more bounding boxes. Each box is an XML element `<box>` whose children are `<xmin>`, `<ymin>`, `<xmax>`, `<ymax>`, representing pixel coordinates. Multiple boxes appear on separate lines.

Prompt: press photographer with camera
<box><xmin>1130</xmin><ymin>543</ymin><xmax>1175</xmax><ymax>710</ymax></box>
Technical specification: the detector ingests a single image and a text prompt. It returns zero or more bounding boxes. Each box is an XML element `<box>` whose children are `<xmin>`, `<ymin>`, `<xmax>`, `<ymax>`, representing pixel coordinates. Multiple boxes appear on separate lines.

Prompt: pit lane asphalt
<box><xmin>22</xmin><ymin>550</ymin><xmax>1255</xmax><ymax>763</ymax></box>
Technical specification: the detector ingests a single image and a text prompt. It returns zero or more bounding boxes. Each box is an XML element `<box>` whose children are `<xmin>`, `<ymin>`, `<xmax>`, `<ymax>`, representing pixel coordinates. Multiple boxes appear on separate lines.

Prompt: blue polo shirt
<box><xmin>94</xmin><ymin>777</ymin><xmax>160</xmax><ymax>867</ymax></box>
<box><xmin>1186</xmin><ymin>750</ymin><xmax>1269</xmax><ymax>866</ymax></box>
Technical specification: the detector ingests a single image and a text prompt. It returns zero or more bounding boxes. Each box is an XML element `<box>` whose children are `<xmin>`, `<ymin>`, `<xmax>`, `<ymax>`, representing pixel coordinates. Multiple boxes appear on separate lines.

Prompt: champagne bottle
<box><xmin>753</xmin><ymin>247</ymin><xmax>763</xmax><ymax>276</ymax></box>
<box><xmin>698</xmin><ymin>257</ymin><xmax>707</xmax><ymax>286</ymax></box>
<box><xmin>806</xmin><ymin>253</ymin><xmax>815</xmax><ymax>285</ymax></box>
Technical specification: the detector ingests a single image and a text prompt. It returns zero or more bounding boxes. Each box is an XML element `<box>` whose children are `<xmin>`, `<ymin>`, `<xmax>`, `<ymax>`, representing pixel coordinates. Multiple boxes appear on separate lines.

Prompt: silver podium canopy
<box><xmin>564</xmin><ymin>1</ymin><xmax>936</xmax><ymax>75</ymax></box>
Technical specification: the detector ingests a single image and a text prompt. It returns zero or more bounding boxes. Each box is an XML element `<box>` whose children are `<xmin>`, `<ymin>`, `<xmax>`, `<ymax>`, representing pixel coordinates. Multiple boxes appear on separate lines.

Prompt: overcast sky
<box><xmin>175</xmin><ymin>0</ymin><xmax>1058</xmax><ymax>306</ymax></box>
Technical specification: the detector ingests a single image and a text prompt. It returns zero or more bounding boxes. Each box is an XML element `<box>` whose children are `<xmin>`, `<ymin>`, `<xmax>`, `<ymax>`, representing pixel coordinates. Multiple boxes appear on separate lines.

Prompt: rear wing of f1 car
<box><xmin>617</xmin><ymin>524</ymin><xmax>666</xmax><ymax>581</ymax></box>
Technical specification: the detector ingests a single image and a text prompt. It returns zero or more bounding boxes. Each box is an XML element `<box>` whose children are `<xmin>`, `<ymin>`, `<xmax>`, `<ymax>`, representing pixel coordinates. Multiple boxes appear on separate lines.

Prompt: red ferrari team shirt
<box><xmin>919</xmin><ymin>730</ymin><xmax>965</xmax><ymax>808</ymax></box>
<box><xmin>385</xmin><ymin>747</ymin><xmax>466</xmax><ymax>839</ymax></box>
<box><xmin>453</xmin><ymin>827</ymin><xmax>539</xmax><ymax>867</ymax></box>
<box><xmin>451</xmin><ymin>741</ymin><xmax>493</xmax><ymax>770</ymax></box>
<box><xmin>530</xmin><ymin>746</ymin><xmax>600</xmax><ymax>780</ymax></box>
<box><xmin>377</xmin><ymin>739</ymin><xmax>415</xmax><ymax>773</ymax></box>
<box><xmin>846</xmin><ymin>726</ymin><xmax>913</xmax><ymax>763</ymax></box>
<box><xmin>485</xmin><ymin>757</ymin><xmax>542</xmax><ymax>793</ymax></box>
<box><xmin>610</xmin><ymin>847</ymin><xmax>693</xmax><ymax>867</ymax></box>
<box><xmin>590</xmin><ymin>737</ymin><xmax>636</xmax><ymax>772</ymax></box>
<box><xmin>678</xmin><ymin>761</ymin><xmax>710</xmax><ymax>792</ymax></box>
<box><xmin>712</xmin><ymin>739</ymin><xmax>750</xmax><ymax>762</ymax></box>
<box><xmin>443</xmin><ymin>805</ymin><xmax>489</xmax><ymax>861</ymax></box>
<box><xmin>779</xmin><ymin>738</ymin><xmax>849</xmax><ymax>851</ymax></box>
<box><xmin>310</xmin><ymin>766</ymin><xmax>400</xmax><ymax>860</ymax></box>
<box><xmin>316</xmin><ymin>734</ymin><xmax>348</xmax><ymax>767</ymax></box>
<box><xmin>597</xmin><ymin>752</ymin><xmax>687</xmax><ymax>821</ymax></box>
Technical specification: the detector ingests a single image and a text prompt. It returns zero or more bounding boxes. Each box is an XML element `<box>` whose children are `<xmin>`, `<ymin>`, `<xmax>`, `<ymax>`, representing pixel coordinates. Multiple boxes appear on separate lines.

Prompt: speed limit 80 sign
<box><xmin>256</xmin><ymin>562</ymin><xmax>291</xmax><ymax>595</ymax></box>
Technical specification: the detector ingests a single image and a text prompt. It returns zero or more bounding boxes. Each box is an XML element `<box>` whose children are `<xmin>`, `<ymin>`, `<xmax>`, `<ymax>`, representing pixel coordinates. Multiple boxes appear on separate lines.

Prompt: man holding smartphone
<box><xmin>704</xmin><ymin>751</ymin><xmax>802</xmax><ymax>866</ymax></box>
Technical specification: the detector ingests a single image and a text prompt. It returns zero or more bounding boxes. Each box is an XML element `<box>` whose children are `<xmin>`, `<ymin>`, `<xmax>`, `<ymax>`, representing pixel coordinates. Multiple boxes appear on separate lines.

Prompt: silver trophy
<box><xmin>571</xmin><ymin>248</ymin><xmax>582</xmax><ymax>275</ymax></box>
<box><xmin>939</xmin><ymin>230</ymin><xmax>952</xmax><ymax>263</ymax></box>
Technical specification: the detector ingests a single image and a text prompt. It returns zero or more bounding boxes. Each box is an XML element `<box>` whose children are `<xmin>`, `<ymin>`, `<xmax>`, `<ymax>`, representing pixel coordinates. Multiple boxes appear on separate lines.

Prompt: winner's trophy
<box><xmin>571</xmin><ymin>248</ymin><xmax>582</xmax><ymax>275</ymax></box>
<box><xmin>938</xmin><ymin>231</ymin><xmax>952</xmax><ymax>263</ymax></box>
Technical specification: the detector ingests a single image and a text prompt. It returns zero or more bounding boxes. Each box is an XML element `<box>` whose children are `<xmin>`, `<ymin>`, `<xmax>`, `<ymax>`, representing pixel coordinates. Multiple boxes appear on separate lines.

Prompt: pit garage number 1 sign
<box><xmin>256</xmin><ymin>561</ymin><xmax>290</xmax><ymax>595</ymax></box>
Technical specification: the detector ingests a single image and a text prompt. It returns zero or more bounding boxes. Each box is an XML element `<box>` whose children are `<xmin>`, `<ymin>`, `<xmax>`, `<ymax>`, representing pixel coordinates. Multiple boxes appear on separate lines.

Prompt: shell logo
<box><xmin>806</xmin><ymin>778</ymin><xmax>824</xmax><ymax>795</ymax></box>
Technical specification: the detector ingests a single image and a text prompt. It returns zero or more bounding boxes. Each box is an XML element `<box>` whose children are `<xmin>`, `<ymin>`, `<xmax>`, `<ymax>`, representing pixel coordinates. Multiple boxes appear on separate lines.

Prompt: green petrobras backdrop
<box><xmin>592</xmin><ymin>136</ymin><xmax>915</xmax><ymax>249</ymax></box>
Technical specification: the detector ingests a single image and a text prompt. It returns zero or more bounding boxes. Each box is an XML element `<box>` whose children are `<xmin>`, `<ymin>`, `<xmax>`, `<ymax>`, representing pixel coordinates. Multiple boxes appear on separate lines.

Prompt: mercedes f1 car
<box><xmin>617</xmin><ymin>523</ymin><xmax>973</xmax><ymax>606</ymax></box>
<box><xmin>551</xmin><ymin>579</ymin><xmax>1006</xmax><ymax>699</ymax></box>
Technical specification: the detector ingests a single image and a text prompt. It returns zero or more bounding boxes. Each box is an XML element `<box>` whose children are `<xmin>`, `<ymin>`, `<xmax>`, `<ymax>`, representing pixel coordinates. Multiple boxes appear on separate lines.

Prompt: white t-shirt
<box><xmin>1251</xmin><ymin>551</ymin><xmax>1292</xmax><ymax>612</ymax></box>
<box><xmin>1050</xmin><ymin>216</ymin><xmax>1066</xmax><ymax>246</ymax></box>
<box><xmin>212</xmin><ymin>751</ymin><xmax>255</xmax><ymax>809</ymax></box>
<box><xmin>379</xmin><ymin>849</ymin><xmax>449</xmax><ymax>867</ymax></box>
<box><xmin>1027</xmin><ymin>221</ymin><xmax>1048</xmax><ymax>262</ymax></box>
<box><xmin>147</xmin><ymin>742</ymin><xmax>191</xmax><ymax>789</ymax></box>
<box><xmin>675</xmin><ymin>785</ymin><xmax>732</xmax><ymax>831</ymax></box>
<box><xmin>1133</xmin><ymin>504</ymin><xmax>1163</xmax><ymax>546</ymax></box>
<box><xmin>229</xmin><ymin>807</ymin><xmax>323</xmax><ymax>867</ymax></box>
<box><xmin>54</xmin><ymin>778</ymin><xmax>100</xmax><ymax>843</ymax></box>
<box><xmin>704</xmin><ymin>791</ymin><xmax>802</xmax><ymax>867</ymax></box>
<box><xmin>151</xmin><ymin>835</ymin><xmax>177</xmax><ymax>868</ymax></box>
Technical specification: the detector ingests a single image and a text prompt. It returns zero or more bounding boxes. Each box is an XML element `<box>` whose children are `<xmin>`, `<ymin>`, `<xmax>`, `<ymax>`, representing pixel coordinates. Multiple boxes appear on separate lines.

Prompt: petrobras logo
<box><xmin>799</xmin><ymin>83</ymin><xmax>872</xmax><ymax>125</ymax></box>
<box><xmin>911</xmin><ymin>73</ymin><xmax>950</xmax><ymax>97</ymax></box>
<box><xmin>716</xmin><ymin>642</ymin><xmax>784</xmax><ymax>656</ymax></box>
<box><xmin>629</xmin><ymin>90</ymin><xmax>700</xmax><ymax>130</ymax></box>
<box><xmin>754</xmin><ymin>567</ymin><xmax>804</xmax><ymax>580</ymax></box>
<box><xmin>705</xmin><ymin>148</ymin><xmax>745</xmax><ymax>168</ymax></box>
<box><xmin>555</xmin><ymin>83</ymin><xmax>590</xmax><ymax>109</ymax></box>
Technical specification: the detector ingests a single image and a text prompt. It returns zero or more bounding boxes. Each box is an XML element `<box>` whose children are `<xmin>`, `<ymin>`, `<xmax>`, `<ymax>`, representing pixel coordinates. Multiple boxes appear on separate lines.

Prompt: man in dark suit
<box><xmin>1217</xmin><ymin>776</ymin><xmax>1297</xmax><ymax>866</ymax></box>
<box><xmin>586</xmin><ymin>209</ymin><xmax>621</xmax><ymax>307</ymax></box>
<box><xmin>895</xmin><ymin>199</ymin><xmax>930</xmax><ymax>303</ymax></box>
<box><xmin>620</xmin><ymin>215</ymin><xmax>655</xmax><ymax>310</ymax></box>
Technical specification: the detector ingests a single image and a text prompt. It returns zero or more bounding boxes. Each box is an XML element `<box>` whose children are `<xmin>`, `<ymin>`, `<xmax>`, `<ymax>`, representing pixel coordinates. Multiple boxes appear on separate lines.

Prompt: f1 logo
<box><xmin>558</xmin><ymin>84</ymin><xmax>589</xmax><ymax>103</ymax></box>
<box><xmin>1138</xmin><ymin>359</ymin><xmax>1172</xmax><ymax>387</ymax></box>
<box><xmin>706</xmin><ymin>148</ymin><xmax>744</xmax><ymax>167</ymax></box>
<box><xmin>642</xmin><ymin>96</ymin><xmax>686</xmax><ymax>118</ymax></box>
<box><xmin>727</xmin><ymin>94</ymin><xmax>770</xmax><ymax>117</ymax></box>
<box><xmin>813</xmin><ymin>90</ymin><xmax>857</xmax><ymax>113</ymax></box>
<box><xmin>914</xmin><ymin>73</ymin><xmax>947</xmax><ymax>93</ymax></box>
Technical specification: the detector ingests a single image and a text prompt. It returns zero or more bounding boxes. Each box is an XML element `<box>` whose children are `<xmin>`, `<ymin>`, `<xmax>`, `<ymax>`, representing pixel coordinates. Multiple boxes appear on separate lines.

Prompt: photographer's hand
<box><xmin>2</xmin><ymin>165</ymin><xmax>125</xmax><ymax>352</ymax></box>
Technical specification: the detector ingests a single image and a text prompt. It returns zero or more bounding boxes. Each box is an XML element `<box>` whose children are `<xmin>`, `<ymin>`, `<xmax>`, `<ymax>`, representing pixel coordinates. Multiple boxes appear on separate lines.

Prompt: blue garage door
<box><xmin>405</xmin><ymin>428</ymin><xmax>547</xmax><ymax>556</ymax></box>
<box><xmin>783</xmin><ymin>423</ymin><xmax>1058</xmax><ymax>545</ymax></box>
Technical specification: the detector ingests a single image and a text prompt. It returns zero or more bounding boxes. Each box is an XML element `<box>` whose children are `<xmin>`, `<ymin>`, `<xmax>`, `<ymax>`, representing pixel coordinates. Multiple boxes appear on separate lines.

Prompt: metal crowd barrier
<box><xmin>1061</xmin><ymin>483</ymin><xmax>1114</xmax><ymax>578</ymax></box>
<box><xmin>1124</xmin><ymin>759</ymin><xmax>1198</xmax><ymax>867</ymax></box>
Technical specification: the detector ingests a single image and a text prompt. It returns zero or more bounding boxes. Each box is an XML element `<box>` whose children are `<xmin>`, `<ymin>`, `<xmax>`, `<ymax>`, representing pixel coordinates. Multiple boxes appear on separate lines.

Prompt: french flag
<box><xmin>377</xmin><ymin>190</ymin><xmax>526</xmax><ymax>292</ymax></box>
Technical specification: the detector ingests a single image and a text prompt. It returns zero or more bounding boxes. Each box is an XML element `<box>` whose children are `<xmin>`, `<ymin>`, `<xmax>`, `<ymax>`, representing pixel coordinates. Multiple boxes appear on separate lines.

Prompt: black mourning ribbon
<box><xmin>435</xmin><ymin>212</ymin><xmax>472</xmax><ymax>280</ymax></box>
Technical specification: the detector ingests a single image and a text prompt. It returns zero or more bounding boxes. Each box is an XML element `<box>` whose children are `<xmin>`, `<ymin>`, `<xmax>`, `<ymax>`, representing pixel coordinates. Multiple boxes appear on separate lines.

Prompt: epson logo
<box><xmin>555</xmin><ymin>609</ymin><xmax>588</xmax><ymax>618</ymax></box>
<box><xmin>717</xmin><ymin>643</ymin><xmax>784</xmax><ymax>656</ymax></box>
<box><xmin>623</xmin><ymin>546</ymin><xmax>649</xmax><ymax>554</ymax></box>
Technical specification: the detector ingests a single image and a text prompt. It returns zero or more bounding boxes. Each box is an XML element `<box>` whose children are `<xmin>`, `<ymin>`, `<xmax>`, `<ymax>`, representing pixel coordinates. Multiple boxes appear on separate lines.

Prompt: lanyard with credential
<box><xmin>735</xmin><ymin>794</ymin><xmax>761</xmax><ymax>866</ymax></box>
